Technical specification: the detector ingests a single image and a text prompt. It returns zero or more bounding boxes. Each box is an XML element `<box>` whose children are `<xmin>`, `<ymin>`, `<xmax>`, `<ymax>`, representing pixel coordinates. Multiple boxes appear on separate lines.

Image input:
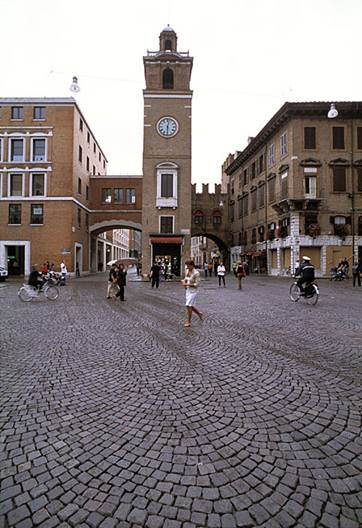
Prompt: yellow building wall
<box><xmin>326</xmin><ymin>245</ymin><xmax>353</xmax><ymax>269</ymax></box>
<box><xmin>300</xmin><ymin>247</ymin><xmax>321</xmax><ymax>269</ymax></box>
<box><xmin>271</xmin><ymin>249</ymin><xmax>277</xmax><ymax>268</ymax></box>
<box><xmin>282</xmin><ymin>248</ymin><xmax>291</xmax><ymax>269</ymax></box>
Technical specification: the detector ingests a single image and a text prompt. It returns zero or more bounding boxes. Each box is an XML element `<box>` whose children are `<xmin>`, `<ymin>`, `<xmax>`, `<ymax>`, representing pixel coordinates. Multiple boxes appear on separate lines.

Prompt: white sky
<box><xmin>2</xmin><ymin>0</ymin><xmax>362</xmax><ymax>189</ymax></box>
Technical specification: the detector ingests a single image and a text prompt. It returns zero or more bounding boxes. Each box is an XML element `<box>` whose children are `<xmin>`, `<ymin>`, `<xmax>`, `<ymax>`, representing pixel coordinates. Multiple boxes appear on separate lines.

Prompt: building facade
<box><xmin>141</xmin><ymin>26</ymin><xmax>193</xmax><ymax>277</ymax></box>
<box><xmin>225</xmin><ymin>102</ymin><xmax>362</xmax><ymax>276</ymax></box>
<box><xmin>0</xmin><ymin>98</ymin><xmax>107</xmax><ymax>276</ymax></box>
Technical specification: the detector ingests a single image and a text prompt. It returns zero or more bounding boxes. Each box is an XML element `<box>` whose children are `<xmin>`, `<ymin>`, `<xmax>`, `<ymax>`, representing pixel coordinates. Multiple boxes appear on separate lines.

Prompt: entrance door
<box><xmin>7</xmin><ymin>245</ymin><xmax>25</xmax><ymax>276</ymax></box>
<box><xmin>152</xmin><ymin>244</ymin><xmax>181</xmax><ymax>276</ymax></box>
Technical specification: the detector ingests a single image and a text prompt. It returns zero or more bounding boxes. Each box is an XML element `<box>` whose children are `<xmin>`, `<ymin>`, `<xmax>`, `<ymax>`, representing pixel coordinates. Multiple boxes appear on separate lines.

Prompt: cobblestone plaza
<box><xmin>1</xmin><ymin>275</ymin><xmax>361</xmax><ymax>527</ymax></box>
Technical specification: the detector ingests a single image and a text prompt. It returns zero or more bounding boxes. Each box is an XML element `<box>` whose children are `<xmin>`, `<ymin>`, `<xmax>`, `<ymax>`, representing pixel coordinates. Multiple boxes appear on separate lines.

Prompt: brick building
<box><xmin>141</xmin><ymin>26</ymin><xmax>193</xmax><ymax>277</ymax></box>
<box><xmin>0</xmin><ymin>98</ymin><xmax>107</xmax><ymax>276</ymax></box>
<box><xmin>225</xmin><ymin>102</ymin><xmax>362</xmax><ymax>276</ymax></box>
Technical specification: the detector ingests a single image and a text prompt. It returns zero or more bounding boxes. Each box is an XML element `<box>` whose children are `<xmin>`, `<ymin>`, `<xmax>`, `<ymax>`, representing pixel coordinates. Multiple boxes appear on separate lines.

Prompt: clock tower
<box><xmin>142</xmin><ymin>26</ymin><xmax>193</xmax><ymax>277</ymax></box>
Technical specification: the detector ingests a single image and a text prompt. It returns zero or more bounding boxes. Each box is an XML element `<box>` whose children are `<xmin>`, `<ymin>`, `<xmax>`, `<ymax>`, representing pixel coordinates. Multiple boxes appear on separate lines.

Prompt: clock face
<box><xmin>157</xmin><ymin>117</ymin><xmax>178</xmax><ymax>137</ymax></box>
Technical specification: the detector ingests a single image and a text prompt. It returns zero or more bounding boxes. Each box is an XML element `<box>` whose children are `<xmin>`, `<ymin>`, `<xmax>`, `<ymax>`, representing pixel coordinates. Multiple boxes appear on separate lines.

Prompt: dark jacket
<box><xmin>28</xmin><ymin>270</ymin><xmax>41</xmax><ymax>286</ymax></box>
<box><xmin>150</xmin><ymin>264</ymin><xmax>160</xmax><ymax>277</ymax></box>
<box><xmin>297</xmin><ymin>262</ymin><xmax>315</xmax><ymax>281</ymax></box>
<box><xmin>117</xmin><ymin>269</ymin><xmax>127</xmax><ymax>286</ymax></box>
<box><xmin>109</xmin><ymin>267</ymin><xmax>117</xmax><ymax>283</ymax></box>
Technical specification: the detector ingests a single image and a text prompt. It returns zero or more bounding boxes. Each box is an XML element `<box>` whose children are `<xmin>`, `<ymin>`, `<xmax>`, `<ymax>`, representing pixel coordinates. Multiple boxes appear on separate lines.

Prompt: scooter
<box><xmin>330</xmin><ymin>267</ymin><xmax>348</xmax><ymax>281</ymax></box>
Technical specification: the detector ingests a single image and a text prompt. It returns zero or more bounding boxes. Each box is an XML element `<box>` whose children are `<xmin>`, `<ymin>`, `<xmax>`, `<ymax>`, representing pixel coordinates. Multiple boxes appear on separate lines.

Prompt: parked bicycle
<box><xmin>18</xmin><ymin>280</ymin><xmax>59</xmax><ymax>302</ymax></box>
<box><xmin>289</xmin><ymin>280</ymin><xmax>319</xmax><ymax>305</ymax></box>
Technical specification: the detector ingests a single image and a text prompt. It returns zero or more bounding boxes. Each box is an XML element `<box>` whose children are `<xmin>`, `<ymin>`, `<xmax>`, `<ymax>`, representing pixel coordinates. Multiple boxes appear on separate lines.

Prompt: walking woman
<box><xmin>235</xmin><ymin>262</ymin><xmax>245</xmax><ymax>290</ymax></box>
<box><xmin>181</xmin><ymin>260</ymin><xmax>204</xmax><ymax>327</ymax></box>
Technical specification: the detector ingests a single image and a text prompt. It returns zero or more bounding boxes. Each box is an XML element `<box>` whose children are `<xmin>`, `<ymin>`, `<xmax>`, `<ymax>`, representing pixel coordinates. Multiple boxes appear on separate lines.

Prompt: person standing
<box><xmin>76</xmin><ymin>261</ymin><xmax>80</xmax><ymax>277</ymax></box>
<box><xmin>217</xmin><ymin>261</ymin><xmax>226</xmax><ymax>287</ymax></box>
<box><xmin>352</xmin><ymin>260</ymin><xmax>361</xmax><ymax>287</ymax></box>
<box><xmin>181</xmin><ymin>260</ymin><xmax>203</xmax><ymax>327</ymax></box>
<box><xmin>115</xmin><ymin>263</ymin><xmax>127</xmax><ymax>301</ymax></box>
<box><xmin>236</xmin><ymin>262</ymin><xmax>245</xmax><ymax>290</ymax></box>
<box><xmin>60</xmin><ymin>260</ymin><xmax>68</xmax><ymax>286</ymax></box>
<box><xmin>150</xmin><ymin>261</ymin><xmax>161</xmax><ymax>288</ymax></box>
<box><xmin>107</xmin><ymin>264</ymin><xmax>118</xmax><ymax>299</ymax></box>
<box><xmin>203</xmin><ymin>261</ymin><xmax>208</xmax><ymax>278</ymax></box>
<box><xmin>207</xmin><ymin>261</ymin><xmax>213</xmax><ymax>278</ymax></box>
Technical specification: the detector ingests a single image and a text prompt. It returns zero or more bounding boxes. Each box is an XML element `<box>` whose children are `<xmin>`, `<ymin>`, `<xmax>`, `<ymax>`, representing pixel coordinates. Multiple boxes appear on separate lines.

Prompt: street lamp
<box><xmin>327</xmin><ymin>103</ymin><xmax>355</xmax><ymax>262</ymax></box>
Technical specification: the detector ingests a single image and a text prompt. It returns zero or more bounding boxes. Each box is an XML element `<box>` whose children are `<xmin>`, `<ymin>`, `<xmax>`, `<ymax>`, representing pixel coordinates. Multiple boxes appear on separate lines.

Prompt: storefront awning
<box><xmin>150</xmin><ymin>236</ymin><xmax>183</xmax><ymax>244</ymax></box>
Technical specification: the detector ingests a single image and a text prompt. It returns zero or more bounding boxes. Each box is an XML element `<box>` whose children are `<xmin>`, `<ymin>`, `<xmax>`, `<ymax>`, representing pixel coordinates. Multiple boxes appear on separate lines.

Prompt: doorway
<box><xmin>7</xmin><ymin>245</ymin><xmax>25</xmax><ymax>276</ymax></box>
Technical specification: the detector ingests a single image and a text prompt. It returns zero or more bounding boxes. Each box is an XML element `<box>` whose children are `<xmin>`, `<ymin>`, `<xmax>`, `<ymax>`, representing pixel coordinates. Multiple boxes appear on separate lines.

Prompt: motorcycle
<box><xmin>330</xmin><ymin>267</ymin><xmax>348</xmax><ymax>281</ymax></box>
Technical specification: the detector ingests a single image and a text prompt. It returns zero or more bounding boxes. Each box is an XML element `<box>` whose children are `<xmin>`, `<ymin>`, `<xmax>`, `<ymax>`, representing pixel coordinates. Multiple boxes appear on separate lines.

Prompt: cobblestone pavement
<box><xmin>1</xmin><ymin>274</ymin><xmax>361</xmax><ymax>528</ymax></box>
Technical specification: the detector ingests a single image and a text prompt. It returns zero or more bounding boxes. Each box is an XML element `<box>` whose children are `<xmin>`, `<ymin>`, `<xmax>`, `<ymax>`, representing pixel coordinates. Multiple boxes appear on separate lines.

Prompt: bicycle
<box><xmin>289</xmin><ymin>280</ymin><xmax>319</xmax><ymax>306</ymax></box>
<box><xmin>18</xmin><ymin>281</ymin><xmax>59</xmax><ymax>302</ymax></box>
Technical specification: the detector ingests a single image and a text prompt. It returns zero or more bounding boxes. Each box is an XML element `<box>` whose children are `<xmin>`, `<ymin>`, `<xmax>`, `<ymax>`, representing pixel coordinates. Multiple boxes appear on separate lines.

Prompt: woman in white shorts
<box><xmin>181</xmin><ymin>260</ymin><xmax>204</xmax><ymax>327</ymax></box>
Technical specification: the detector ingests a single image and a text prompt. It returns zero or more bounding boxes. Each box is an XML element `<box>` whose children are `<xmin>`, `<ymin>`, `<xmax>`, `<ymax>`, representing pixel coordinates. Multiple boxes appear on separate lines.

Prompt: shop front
<box><xmin>150</xmin><ymin>236</ymin><xmax>183</xmax><ymax>277</ymax></box>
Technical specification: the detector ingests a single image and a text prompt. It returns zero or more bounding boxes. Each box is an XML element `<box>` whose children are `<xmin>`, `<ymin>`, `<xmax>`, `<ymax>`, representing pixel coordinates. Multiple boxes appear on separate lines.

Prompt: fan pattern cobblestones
<box><xmin>0</xmin><ymin>275</ymin><xmax>361</xmax><ymax>528</ymax></box>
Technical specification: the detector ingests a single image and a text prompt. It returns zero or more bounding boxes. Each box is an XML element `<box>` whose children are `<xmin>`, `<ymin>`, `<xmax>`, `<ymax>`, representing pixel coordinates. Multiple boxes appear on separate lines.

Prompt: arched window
<box><xmin>193</xmin><ymin>210</ymin><xmax>204</xmax><ymax>225</ymax></box>
<box><xmin>165</xmin><ymin>39</ymin><xmax>172</xmax><ymax>50</ymax></box>
<box><xmin>163</xmin><ymin>68</ymin><xmax>174</xmax><ymax>89</ymax></box>
<box><xmin>212</xmin><ymin>210</ymin><xmax>222</xmax><ymax>225</ymax></box>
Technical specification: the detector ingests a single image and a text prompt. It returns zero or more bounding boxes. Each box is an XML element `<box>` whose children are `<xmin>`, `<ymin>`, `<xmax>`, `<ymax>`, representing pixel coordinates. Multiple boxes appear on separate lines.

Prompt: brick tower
<box><xmin>142</xmin><ymin>26</ymin><xmax>193</xmax><ymax>277</ymax></box>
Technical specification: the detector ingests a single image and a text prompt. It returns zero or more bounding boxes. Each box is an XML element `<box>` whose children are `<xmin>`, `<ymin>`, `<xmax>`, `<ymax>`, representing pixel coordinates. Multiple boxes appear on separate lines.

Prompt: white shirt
<box><xmin>60</xmin><ymin>262</ymin><xmax>67</xmax><ymax>273</ymax></box>
<box><xmin>217</xmin><ymin>265</ymin><xmax>225</xmax><ymax>276</ymax></box>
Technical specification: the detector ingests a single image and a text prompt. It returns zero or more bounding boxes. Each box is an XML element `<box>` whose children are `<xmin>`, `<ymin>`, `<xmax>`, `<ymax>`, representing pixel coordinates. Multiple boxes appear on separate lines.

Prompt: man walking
<box><xmin>150</xmin><ymin>261</ymin><xmax>161</xmax><ymax>288</ymax></box>
<box><xmin>352</xmin><ymin>260</ymin><xmax>361</xmax><ymax>287</ymax></box>
<box><xmin>115</xmin><ymin>263</ymin><xmax>127</xmax><ymax>301</ymax></box>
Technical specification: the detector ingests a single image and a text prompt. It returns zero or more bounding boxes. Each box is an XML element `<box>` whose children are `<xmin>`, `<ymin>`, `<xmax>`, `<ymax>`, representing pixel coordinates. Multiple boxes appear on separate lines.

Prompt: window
<box><xmin>102</xmin><ymin>188</ymin><xmax>112</xmax><ymax>202</ymax></box>
<box><xmin>251</xmin><ymin>228</ymin><xmax>256</xmax><ymax>244</ymax></box>
<box><xmin>268</xmin><ymin>177</ymin><xmax>276</xmax><ymax>203</ymax></box>
<box><xmin>9</xmin><ymin>204</ymin><xmax>21</xmax><ymax>224</ymax></box>
<box><xmin>77</xmin><ymin>208</ymin><xmax>81</xmax><ymax>228</ymax></box>
<box><xmin>9</xmin><ymin>174</ymin><xmax>23</xmax><ymax>196</ymax></box>
<box><xmin>212</xmin><ymin>214</ymin><xmax>222</xmax><ymax>225</ymax></box>
<box><xmin>268</xmin><ymin>144</ymin><xmax>275</xmax><ymax>167</ymax></box>
<box><xmin>162</xmin><ymin>68</ymin><xmax>174</xmax><ymax>89</ymax></box>
<box><xmin>99</xmin><ymin>152</ymin><xmax>101</xmax><ymax>162</ymax></box>
<box><xmin>251</xmin><ymin>189</ymin><xmax>257</xmax><ymax>212</ymax></box>
<box><xmin>78</xmin><ymin>178</ymin><xmax>82</xmax><ymax>194</ymax></box>
<box><xmin>103</xmin><ymin>160</ymin><xmax>105</xmax><ymax>169</ymax></box>
<box><xmin>114</xmin><ymin>188</ymin><xmax>124</xmax><ymax>203</ymax></box>
<box><xmin>160</xmin><ymin>216</ymin><xmax>173</xmax><ymax>233</ymax></box>
<box><xmin>161</xmin><ymin>173</ymin><xmax>173</xmax><ymax>198</ymax></box>
<box><xmin>165</xmin><ymin>39</ymin><xmax>172</xmax><ymax>50</ymax></box>
<box><xmin>87</xmin><ymin>131</ymin><xmax>90</xmax><ymax>143</ymax></box>
<box><xmin>358</xmin><ymin>216</ymin><xmax>362</xmax><ymax>236</ymax></box>
<box><xmin>31</xmin><ymin>173</ymin><xmax>45</xmax><ymax>196</ymax></box>
<box><xmin>258</xmin><ymin>154</ymin><xmax>264</xmax><ymax>174</ymax></box>
<box><xmin>258</xmin><ymin>185</ymin><xmax>265</xmax><ymax>207</ymax></box>
<box><xmin>33</xmin><ymin>107</ymin><xmax>45</xmax><ymax>120</ymax></box>
<box><xmin>79</xmin><ymin>118</ymin><xmax>83</xmax><ymax>131</ymax></box>
<box><xmin>86</xmin><ymin>156</ymin><xmax>90</xmax><ymax>172</ymax></box>
<box><xmin>280</xmin><ymin>132</ymin><xmax>288</xmax><ymax>157</ymax></box>
<box><xmin>281</xmin><ymin>171</ymin><xmax>288</xmax><ymax>198</ymax></box>
<box><xmin>304</xmin><ymin>127</ymin><xmax>316</xmax><ymax>149</ymax></box>
<box><xmin>93</xmin><ymin>165</ymin><xmax>95</xmax><ymax>176</ymax></box>
<box><xmin>358</xmin><ymin>128</ymin><xmax>362</xmax><ymax>150</ymax></box>
<box><xmin>243</xmin><ymin>169</ymin><xmax>247</xmax><ymax>185</ymax></box>
<box><xmin>333</xmin><ymin>127</ymin><xmax>345</xmax><ymax>149</ymax></box>
<box><xmin>93</xmin><ymin>142</ymin><xmax>96</xmax><ymax>153</ymax></box>
<box><xmin>357</xmin><ymin>167</ymin><xmax>362</xmax><ymax>192</ymax></box>
<box><xmin>0</xmin><ymin>138</ymin><xmax>2</xmax><ymax>161</ymax></box>
<box><xmin>242</xmin><ymin>194</ymin><xmax>249</xmax><ymax>217</ymax></box>
<box><xmin>332</xmin><ymin>166</ymin><xmax>346</xmax><ymax>192</ymax></box>
<box><xmin>10</xmin><ymin>138</ymin><xmax>24</xmax><ymax>161</ymax></box>
<box><xmin>193</xmin><ymin>212</ymin><xmax>204</xmax><ymax>225</ymax></box>
<box><xmin>78</xmin><ymin>145</ymin><xmax>83</xmax><ymax>163</ymax></box>
<box><xmin>251</xmin><ymin>162</ymin><xmax>256</xmax><ymax>179</ymax></box>
<box><xmin>125</xmin><ymin>188</ymin><xmax>136</xmax><ymax>204</ymax></box>
<box><xmin>31</xmin><ymin>204</ymin><xmax>44</xmax><ymax>224</ymax></box>
<box><xmin>32</xmin><ymin>138</ymin><xmax>46</xmax><ymax>161</ymax></box>
<box><xmin>11</xmin><ymin>107</ymin><xmax>23</xmax><ymax>120</ymax></box>
<box><xmin>86</xmin><ymin>185</ymin><xmax>89</xmax><ymax>200</ymax></box>
<box><xmin>305</xmin><ymin>176</ymin><xmax>316</xmax><ymax>198</ymax></box>
<box><xmin>86</xmin><ymin>213</ymin><xmax>89</xmax><ymax>230</ymax></box>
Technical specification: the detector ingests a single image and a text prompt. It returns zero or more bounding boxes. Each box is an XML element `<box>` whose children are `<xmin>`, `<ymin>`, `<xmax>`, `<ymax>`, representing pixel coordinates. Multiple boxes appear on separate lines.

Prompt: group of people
<box><xmin>107</xmin><ymin>263</ymin><xmax>127</xmax><ymax>301</ymax></box>
<box><xmin>28</xmin><ymin>260</ymin><xmax>68</xmax><ymax>290</ymax></box>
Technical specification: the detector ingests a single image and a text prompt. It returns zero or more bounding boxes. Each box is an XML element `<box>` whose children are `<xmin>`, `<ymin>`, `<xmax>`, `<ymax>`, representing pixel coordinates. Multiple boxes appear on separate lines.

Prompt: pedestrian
<box><xmin>243</xmin><ymin>260</ymin><xmax>250</xmax><ymax>276</ymax></box>
<box><xmin>115</xmin><ymin>263</ymin><xmax>127</xmax><ymax>301</ymax></box>
<box><xmin>107</xmin><ymin>264</ymin><xmax>119</xmax><ymax>298</ymax></box>
<box><xmin>217</xmin><ymin>261</ymin><xmax>226</xmax><ymax>287</ymax></box>
<box><xmin>150</xmin><ymin>261</ymin><xmax>161</xmax><ymax>288</ymax></box>
<box><xmin>207</xmin><ymin>261</ymin><xmax>213</xmax><ymax>277</ymax></box>
<box><xmin>203</xmin><ymin>261</ymin><xmax>208</xmax><ymax>278</ymax></box>
<box><xmin>213</xmin><ymin>260</ymin><xmax>218</xmax><ymax>277</ymax></box>
<box><xmin>181</xmin><ymin>260</ymin><xmax>203</xmax><ymax>327</ymax></box>
<box><xmin>352</xmin><ymin>260</ymin><xmax>361</xmax><ymax>287</ymax></box>
<box><xmin>76</xmin><ymin>261</ymin><xmax>80</xmax><ymax>277</ymax></box>
<box><xmin>60</xmin><ymin>260</ymin><xmax>67</xmax><ymax>285</ymax></box>
<box><xmin>236</xmin><ymin>262</ymin><xmax>245</xmax><ymax>290</ymax></box>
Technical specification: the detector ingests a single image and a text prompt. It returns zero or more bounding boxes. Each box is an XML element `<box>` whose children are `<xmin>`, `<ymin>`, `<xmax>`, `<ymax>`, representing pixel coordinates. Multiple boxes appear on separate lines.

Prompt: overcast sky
<box><xmin>2</xmin><ymin>0</ymin><xmax>362</xmax><ymax>188</ymax></box>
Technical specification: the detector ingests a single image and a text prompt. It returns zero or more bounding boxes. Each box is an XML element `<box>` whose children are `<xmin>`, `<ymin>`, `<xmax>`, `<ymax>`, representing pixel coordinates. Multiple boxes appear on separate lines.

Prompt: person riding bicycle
<box><xmin>28</xmin><ymin>264</ymin><xmax>45</xmax><ymax>291</ymax></box>
<box><xmin>295</xmin><ymin>256</ymin><xmax>315</xmax><ymax>294</ymax></box>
